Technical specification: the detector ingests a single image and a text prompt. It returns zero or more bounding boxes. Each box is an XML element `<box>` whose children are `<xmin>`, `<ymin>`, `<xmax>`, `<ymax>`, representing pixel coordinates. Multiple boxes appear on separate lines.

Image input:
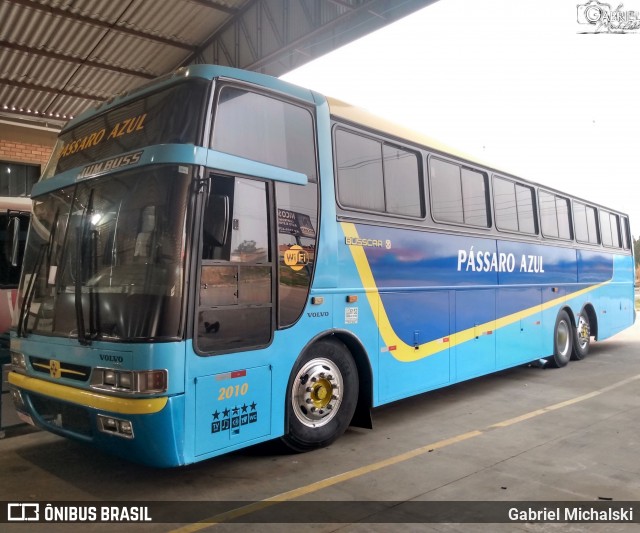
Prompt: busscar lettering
<box><xmin>345</xmin><ymin>236</ymin><xmax>383</xmax><ymax>248</ymax></box>
<box><xmin>457</xmin><ymin>248</ymin><xmax>544</xmax><ymax>273</ymax></box>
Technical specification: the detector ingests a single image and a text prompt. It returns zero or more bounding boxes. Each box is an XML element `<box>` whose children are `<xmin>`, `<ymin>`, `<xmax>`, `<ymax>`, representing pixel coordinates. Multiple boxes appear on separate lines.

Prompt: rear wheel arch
<box><xmin>282</xmin><ymin>330</ymin><xmax>373</xmax><ymax>449</ymax></box>
<box><xmin>280</xmin><ymin>332</ymin><xmax>366</xmax><ymax>452</ymax></box>
<box><xmin>330</xmin><ymin>330</ymin><xmax>373</xmax><ymax>430</ymax></box>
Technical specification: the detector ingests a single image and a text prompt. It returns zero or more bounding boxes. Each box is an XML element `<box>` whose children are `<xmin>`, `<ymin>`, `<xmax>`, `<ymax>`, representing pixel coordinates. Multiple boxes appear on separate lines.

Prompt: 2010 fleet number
<box><xmin>218</xmin><ymin>383</ymin><xmax>249</xmax><ymax>400</ymax></box>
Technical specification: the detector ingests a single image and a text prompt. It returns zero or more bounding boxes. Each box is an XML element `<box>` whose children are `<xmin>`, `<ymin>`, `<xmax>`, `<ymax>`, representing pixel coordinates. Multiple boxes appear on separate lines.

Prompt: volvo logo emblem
<box><xmin>49</xmin><ymin>360</ymin><xmax>61</xmax><ymax>379</ymax></box>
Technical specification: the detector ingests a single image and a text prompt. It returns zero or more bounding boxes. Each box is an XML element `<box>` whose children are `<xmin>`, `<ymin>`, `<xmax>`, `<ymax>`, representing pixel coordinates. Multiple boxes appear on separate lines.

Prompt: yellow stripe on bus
<box><xmin>8</xmin><ymin>372</ymin><xmax>168</xmax><ymax>415</ymax></box>
<box><xmin>340</xmin><ymin>222</ymin><xmax>608</xmax><ymax>363</ymax></box>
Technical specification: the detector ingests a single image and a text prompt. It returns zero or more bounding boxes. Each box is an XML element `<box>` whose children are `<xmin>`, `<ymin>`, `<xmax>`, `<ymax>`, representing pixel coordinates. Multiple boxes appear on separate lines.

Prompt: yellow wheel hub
<box><xmin>310</xmin><ymin>379</ymin><xmax>332</xmax><ymax>408</ymax></box>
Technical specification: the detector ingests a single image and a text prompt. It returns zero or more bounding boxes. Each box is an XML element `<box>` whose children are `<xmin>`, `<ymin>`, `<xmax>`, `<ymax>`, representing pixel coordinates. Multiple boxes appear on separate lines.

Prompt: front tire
<box><xmin>547</xmin><ymin>310</ymin><xmax>573</xmax><ymax>368</ymax></box>
<box><xmin>281</xmin><ymin>338</ymin><xmax>358</xmax><ymax>452</ymax></box>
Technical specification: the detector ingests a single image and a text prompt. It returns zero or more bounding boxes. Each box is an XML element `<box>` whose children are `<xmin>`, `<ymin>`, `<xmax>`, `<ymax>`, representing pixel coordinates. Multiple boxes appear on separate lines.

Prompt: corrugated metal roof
<box><xmin>0</xmin><ymin>0</ymin><xmax>438</xmax><ymax>130</ymax></box>
<box><xmin>0</xmin><ymin>0</ymin><xmax>252</xmax><ymax>127</ymax></box>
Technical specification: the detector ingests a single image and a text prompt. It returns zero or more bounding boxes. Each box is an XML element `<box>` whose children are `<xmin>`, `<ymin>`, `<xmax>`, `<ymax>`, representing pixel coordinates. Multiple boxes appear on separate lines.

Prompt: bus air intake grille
<box><xmin>30</xmin><ymin>357</ymin><xmax>91</xmax><ymax>382</ymax></box>
<box><xmin>30</xmin><ymin>394</ymin><xmax>93</xmax><ymax>437</ymax></box>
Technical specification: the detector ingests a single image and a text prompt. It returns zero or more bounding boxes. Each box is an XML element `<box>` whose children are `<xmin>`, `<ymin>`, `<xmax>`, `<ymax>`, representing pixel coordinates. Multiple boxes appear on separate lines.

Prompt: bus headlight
<box><xmin>10</xmin><ymin>351</ymin><xmax>27</xmax><ymax>372</ymax></box>
<box><xmin>91</xmin><ymin>368</ymin><xmax>167</xmax><ymax>394</ymax></box>
<box><xmin>97</xmin><ymin>415</ymin><xmax>134</xmax><ymax>438</ymax></box>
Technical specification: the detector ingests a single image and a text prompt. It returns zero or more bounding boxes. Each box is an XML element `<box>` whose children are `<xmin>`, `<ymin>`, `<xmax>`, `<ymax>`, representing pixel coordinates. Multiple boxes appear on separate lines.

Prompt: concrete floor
<box><xmin>1</xmin><ymin>320</ymin><xmax>639</xmax><ymax>532</ymax></box>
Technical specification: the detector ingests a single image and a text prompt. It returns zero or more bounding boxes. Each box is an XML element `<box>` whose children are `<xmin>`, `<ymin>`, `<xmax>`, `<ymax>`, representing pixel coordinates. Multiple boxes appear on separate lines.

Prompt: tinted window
<box><xmin>430</xmin><ymin>157</ymin><xmax>488</xmax><ymax>227</ymax></box>
<box><xmin>335</xmin><ymin>130</ymin><xmax>384</xmax><ymax>211</ymax></box>
<box><xmin>600</xmin><ymin>210</ymin><xmax>612</xmax><ymax>246</ymax></box>
<box><xmin>539</xmin><ymin>191</ymin><xmax>557</xmax><ymax>237</ymax></box>
<box><xmin>335</xmin><ymin>129</ymin><xmax>423</xmax><ymax>217</ymax></box>
<box><xmin>53</xmin><ymin>80</ymin><xmax>209</xmax><ymax>175</ymax></box>
<box><xmin>539</xmin><ymin>190</ymin><xmax>571</xmax><ymax>240</ymax></box>
<box><xmin>493</xmin><ymin>177</ymin><xmax>537</xmax><ymax>234</ymax></box>
<box><xmin>574</xmin><ymin>201</ymin><xmax>599</xmax><ymax>244</ymax></box>
<box><xmin>20</xmin><ymin>167</ymin><xmax>190</xmax><ymax>341</ymax></box>
<box><xmin>586</xmin><ymin>206</ymin><xmax>599</xmax><ymax>244</ymax></box>
<box><xmin>493</xmin><ymin>177</ymin><xmax>517</xmax><ymax>231</ymax></box>
<box><xmin>213</xmin><ymin>87</ymin><xmax>317</xmax><ymax>182</ymax></box>
<box><xmin>430</xmin><ymin>158</ymin><xmax>463</xmax><ymax>223</ymax></box>
<box><xmin>516</xmin><ymin>184</ymin><xmax>536</xmax><ymax>234</ymax></box>
<box><xmin>383</xmin><ymin>144</ymin><xmax>422</xmax><ymax>216</ymax></box>
<box><xmin>600</xmin><ymin>211</ymin><xmax>622</xmax><ymax>248</ymax></box>
<box><xmin>621</xmin><ymin>216</ymin><xmax>630</xmax><ymax>249</ymax></box>
<box><xmin>276</xmin><ymin>180</ymin><xmax>318</xmax><ymax>327</ymax></box>
<box><xmin>461</xmin><ymin>168</ymin><xmax>489</xmax><ymax>226</ymax></box>
<box><xmin>610</xmin><ymin>213</ymin><xmax>621</xmax><ymax>248</ymax></box>
<box><xmin>556</xmin><ymin>196</ymin><xmax>571</xmax><ymax>239</ymax></box>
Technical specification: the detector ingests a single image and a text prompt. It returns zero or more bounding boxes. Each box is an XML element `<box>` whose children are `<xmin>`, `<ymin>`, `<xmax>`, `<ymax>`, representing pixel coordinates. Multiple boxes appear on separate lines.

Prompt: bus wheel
<box><xmin>281</xmin><ymin>338</ymin><xmax>358</xmax><ymax>452</ymax></box>
<box><xmin>572</xmin><ymin>312</ymin><xmax>591</xmax><ymax>360</ymax></box>
<box><xmin>547</xmin><ymin>310</ymin><xmax>573</xmax><ymax>368</ymax></box>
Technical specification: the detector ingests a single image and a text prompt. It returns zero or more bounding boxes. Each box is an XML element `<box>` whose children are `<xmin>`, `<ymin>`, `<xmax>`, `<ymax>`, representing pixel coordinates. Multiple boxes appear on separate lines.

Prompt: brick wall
<box><xmin>0</xmin><ymin>138</ymin><xmax>53</xmax><ymax>167</ymax></box>
<box><xmin>0</xmin><ymin>122</ymin><xmax>57</xmax><ymax>169</ymax></box>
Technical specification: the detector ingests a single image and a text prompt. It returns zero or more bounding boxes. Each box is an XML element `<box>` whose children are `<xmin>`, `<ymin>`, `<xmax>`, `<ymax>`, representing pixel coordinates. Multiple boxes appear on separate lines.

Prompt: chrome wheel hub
<box><xmin>292</xmin><ymin>358</ymin><xmax>343</xmax><ymax>428</ymax></box>
<box><xmin>577</xmin><ymin>315</ymin><xmax>590</xmax><ymax>350</ymax></box>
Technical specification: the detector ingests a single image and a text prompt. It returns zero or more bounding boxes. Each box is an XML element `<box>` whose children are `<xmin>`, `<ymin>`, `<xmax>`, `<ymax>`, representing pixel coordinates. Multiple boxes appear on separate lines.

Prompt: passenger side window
<box><xmin>539</xmin><ymin>190</ymin><xmax>572</xmax><ymax>240</ymax></box>
<box><xmin>621</xmin><ymin>216</ymin><xmax>631</xmax><ymax>250</ymax></box>
<box><xmin>335</xmin><ymin>128</ymin><xmax>423</xmax><ymax>217</ymax></box>
<box><xmin>493</xmin><ymin>175</ymin><xmax>537</xmax><ymax>234</ymax></box>
<box><xmin>429</xmin><ymin>157</ymin><xmax>489</xmax><ymax>227</ymax></box>
<box><xmin>573</xmin><ymin>201</ymin><xmax>599</xmax><ymax>244</ymax></box>
<box><xmin>600</xmin><ymin>210</ymin><xmax>621</xmax><ymax>248</ymax></box>
<box><xmin>335</xmin><ymin>130</ymin><xmax>384</xmax><ymax>211</ymax></box>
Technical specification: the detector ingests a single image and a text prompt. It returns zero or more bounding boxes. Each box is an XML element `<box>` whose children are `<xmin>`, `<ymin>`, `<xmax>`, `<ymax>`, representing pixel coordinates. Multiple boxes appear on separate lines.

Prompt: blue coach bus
<box><xmin>8</xmin><ymin>65</ymin><xmax>635</xmax><ymax>467</ymax></box>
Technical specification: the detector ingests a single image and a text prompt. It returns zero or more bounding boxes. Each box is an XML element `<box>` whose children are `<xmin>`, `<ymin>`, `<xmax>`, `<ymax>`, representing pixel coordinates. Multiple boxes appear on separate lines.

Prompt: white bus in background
<box><xmin>1</xmin><ymin>197</ymin><xmax>31</xmax><ymax>344</ymax></box>
<box><xmin>1</xmin><ymin>196</ymin><xmax>31</xmax><ymax>433</ymax></box>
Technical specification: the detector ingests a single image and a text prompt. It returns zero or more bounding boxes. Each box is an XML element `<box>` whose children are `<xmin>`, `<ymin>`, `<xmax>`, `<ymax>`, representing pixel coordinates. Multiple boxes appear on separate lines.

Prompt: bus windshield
<box><xmin>17</xmin><ymin>165</ymin><xmax>191</xmax><ymax>342</ymax></box>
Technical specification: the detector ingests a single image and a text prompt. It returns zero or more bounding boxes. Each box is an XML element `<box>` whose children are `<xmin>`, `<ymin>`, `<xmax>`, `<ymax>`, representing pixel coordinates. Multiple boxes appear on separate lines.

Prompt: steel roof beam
<box><xmin>0</xmin><ymin>40</ymin><xmax>156</xmax><ymax>80</ymax></box>
<box><xmin>1</xmin><ymin>78</ymin><xmax>102</xmax><ymax>103</ymax></box>
<box><xmin>188</xmin><ymin>0</ymin><xmax>240</xmax><ymax>14</ymax></box>
<box><xmin>10</xmin><ymin>0</ymin><xmax>197</xmax><ymax>52</ymax></box>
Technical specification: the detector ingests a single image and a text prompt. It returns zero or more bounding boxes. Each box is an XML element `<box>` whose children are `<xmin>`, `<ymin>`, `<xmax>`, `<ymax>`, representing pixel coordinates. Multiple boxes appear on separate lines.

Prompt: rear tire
<box><xmin>547</xmin><ymin>310</ymin><xmax>573</xmax><ymax>368</ymax></box>
<box><xmin>280</xmin><ymin>338</ymin><xmax>358</xmax><ymax>452</ymax></box>
<box><xmin>571</xmin><ymin>312</ymin><xmax>591</xmax><ymax>360</ymax></box>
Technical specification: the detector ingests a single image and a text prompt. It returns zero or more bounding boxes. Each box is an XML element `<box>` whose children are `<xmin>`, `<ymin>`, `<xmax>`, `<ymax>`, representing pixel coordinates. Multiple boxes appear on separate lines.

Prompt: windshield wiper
<box><xmin>88</xmin><ymin>226</ymin><xmax>100</xmax><ymax>341</ymax></box>
<box><xmin>17</xmin><ymin>206</ymin><xmax>65</xmax><ymax>338</ymax></box>
<box><xmin>75</xmin><ymin>190</ymin><xmax>94</xmax><ymax>346</ymax></box>
<box><xmin>16</xmin><ymin>243</ymin><xmax>47</xmax><ymax>338</ymax></box>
